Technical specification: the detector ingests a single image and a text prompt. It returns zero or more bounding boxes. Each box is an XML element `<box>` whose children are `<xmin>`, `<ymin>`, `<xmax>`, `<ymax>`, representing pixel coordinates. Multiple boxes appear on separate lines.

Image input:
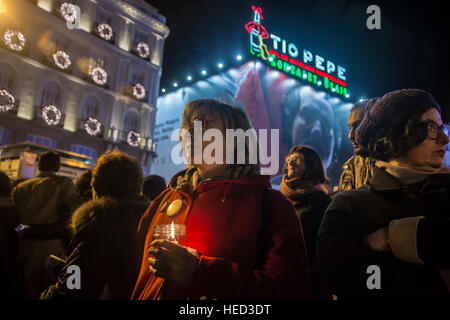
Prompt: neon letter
<box><xmin>327</xmin><ymin>61</ymin><xmax>336</xmax><ymax>74</ymax></box>
<box><xmin>315</xmin><ymin>55</ymin><xmax>325</xmax><ymax>71</ymax></box>
<box><xmin>270</xmin><ymin>34</ymin><xmax>281</xmax><ymax>50</ymax></box>
<box><xmin>288</xmin><ymin>43</ymin><xmax>299</xmax><ymax>58</ymax></box>
<box><xmin>338</xmin><ymin>66</ymin><xmax>346</xmax><ymax>80</ymax></box>
<box><xmin>303</xmin><ymin>50</ymin><xmax>313</xmax><ymax>64</ymax></box>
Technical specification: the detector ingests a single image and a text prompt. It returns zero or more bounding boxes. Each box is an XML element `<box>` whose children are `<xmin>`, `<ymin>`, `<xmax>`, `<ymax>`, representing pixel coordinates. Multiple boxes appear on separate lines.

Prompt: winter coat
<box><xmin>338</xmin><ymin>155</ymin><xmax>375</xmax><ymax>191</ymax></box>
<box><xmin>11</xmin><ymin>172</ymin><xmax>82</xmax><ymax>267</ymax></box>
<box><xmin>289</xmin><ymin>190</ymin><xmax>331</xmax><ymax>267</ymax></box>
<box><xmin>287</xmin><ymin>190</ymin><xmax>332</xmax><ymax>299</ymax></box>
<box><xmin>40</xmin><ymin>196</ymin><xmax>148</xmax><ymax>300</ymax></box>
<box><xmin>131</xmin><ymin>174</ymin><xmax>311</xmax><ymax>300</ymax></box>
<box><xmin>317</xmin><ymin>166</ymin><xmax>450</xmax><ymax>299</ymax></box>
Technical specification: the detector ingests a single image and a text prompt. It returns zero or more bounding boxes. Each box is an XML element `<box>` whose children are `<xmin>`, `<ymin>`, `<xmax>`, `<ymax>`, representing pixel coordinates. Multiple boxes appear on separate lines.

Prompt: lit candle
<box><xmin>170</xmin><ymin>221</ymin><xmax>175</xmax><ymax>242</ymax></box>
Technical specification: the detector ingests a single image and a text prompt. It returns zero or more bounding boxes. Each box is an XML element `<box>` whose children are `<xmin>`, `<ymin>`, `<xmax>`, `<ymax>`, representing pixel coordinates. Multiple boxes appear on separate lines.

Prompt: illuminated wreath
<box><xmin>127</xmin><ymin>130</ymin><xmax>141</xmax><ymax>147</ymax></box>
<box><xmin>90</xmin><ymin>66</ymin><xmax>108</xmax><ymax>85</ymax></box>
<box><xmin>3</xmin><ymin>29</ymin><xmax>26</xmax><ymax>52</ymax></box>
<box><xmin>0</xmin><ymin>90</ymin><xmax>15</xmax><ymax>112</ymax></box>
<box><xmin>84</xmin><ymin>117</ymin><xmax>101</xmax><ymax>136</ymax></box>
<box><xmin>52</xmin><ymin>50</ymin><xmax>72</xmax><ymax>69</ymax></box>
<box><xmin>97</xmin><ymin>23</ymin><xmax>114</xmax><ymax>41</ymax></box>
<box><xmin>133</xmin><ymin>83</ymin><xmax>145</xmax><ymax>100</ymax></box>
<box><xmin>60</xmin><ymin>2</ymin><xmax>77</xmax><ymax>22</ymax></box>
<box><xmin>136</xmin><ymin>42</ymin><xmax>150</xmax><ymax>59</ymax></box>
<box><xmin>42</xmin><ymin>105</ymin><xmax>62</xmax><ymax>126</ymax></box>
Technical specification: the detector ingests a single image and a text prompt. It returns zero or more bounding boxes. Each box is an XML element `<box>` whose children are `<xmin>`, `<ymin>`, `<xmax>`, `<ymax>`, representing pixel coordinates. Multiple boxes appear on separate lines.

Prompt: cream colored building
<box><xmin>0</xmin><ymin>0</ymin><xmax>169</xmax><ymax>175</ymax></box>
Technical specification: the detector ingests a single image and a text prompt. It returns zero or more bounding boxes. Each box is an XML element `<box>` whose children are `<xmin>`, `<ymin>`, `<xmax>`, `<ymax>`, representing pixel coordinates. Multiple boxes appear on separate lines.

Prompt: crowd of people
<box><xmin>0</xmin><ymin>88</ymin><xmax>449</xmax><ymax>300</ymax></box>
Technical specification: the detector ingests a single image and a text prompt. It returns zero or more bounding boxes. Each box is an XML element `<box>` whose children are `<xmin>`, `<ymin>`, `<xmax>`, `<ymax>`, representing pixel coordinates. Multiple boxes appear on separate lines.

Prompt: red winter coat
<box><xmin>131</xmin><ymin>174</ymin><xmax>311</xmax><ymax>300</ymax></box>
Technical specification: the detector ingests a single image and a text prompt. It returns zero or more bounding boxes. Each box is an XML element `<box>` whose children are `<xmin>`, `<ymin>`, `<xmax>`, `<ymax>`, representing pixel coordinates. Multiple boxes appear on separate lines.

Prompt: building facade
<box><xmin>0</xmin><ymin>0</ymin><xmax>169</xmax><ymax>175</ymax></box>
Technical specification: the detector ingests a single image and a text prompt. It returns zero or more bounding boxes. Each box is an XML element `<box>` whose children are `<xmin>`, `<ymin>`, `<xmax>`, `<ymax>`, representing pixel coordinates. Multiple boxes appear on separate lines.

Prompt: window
<box><xmin>82</xmin><ymin>95</ymin><xmax>99</xmax><ymax>119</ymax></box>
<box><xmin>39</xmin><ymin>81</ymin><xmax>61</xmax><ymax>107</ymax></box>
<box><xmin>131</xmin><ymin>71</ymin><xmax>144</xmax><ymax>84</ymax></box>
<box><xmin>95</xmin><ymin>7</ymin><xmax>112</xmax><ymax>24</ymax></box>
<box><xmin>123</xmin><ymin>110</ymin><xmax>139</xmax><ymax>132</ymax></box>
<box><xmin>70</xmin><ymin>144</ymin><xmax>97</xmax><ymax>158</ymax></box>
<box><xmin>0</xmin><ymin>63</ymin><xmax>15</xmax><ymax>90</ymax></box>
<box><xmin>25</xmin><ymin>135</ymin><xmax>56</xmax><ymax>148</ymax></box>
<box><xmin>51</xmin><ymin>32</ymin><xmax>69</xmax><ymax>51</ymax></box>
<box><xmin>133</xmin><ymin>28</ymin><xmax>148</xmax><ymax>45</ymax></box>
<box><xmin>89</xmin><ymin>54</ymin><xmax>107</xmax><ymax>73</ymax></box>
<box><xmin>0</xmin><ymin>127</ymin><xmax>10</xmax><ymax>145</ymax></box>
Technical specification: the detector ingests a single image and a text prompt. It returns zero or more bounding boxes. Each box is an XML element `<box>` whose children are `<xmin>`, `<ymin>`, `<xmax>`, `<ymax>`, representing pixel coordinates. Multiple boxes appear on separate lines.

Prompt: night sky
<box><xmin>146</xmin><ymin>0</ymin><xmax>449</xmax><ymax>121</ymax></box>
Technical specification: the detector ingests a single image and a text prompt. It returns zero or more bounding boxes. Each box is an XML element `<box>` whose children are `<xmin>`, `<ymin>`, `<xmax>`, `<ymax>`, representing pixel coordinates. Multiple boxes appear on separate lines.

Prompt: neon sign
<box><xmin>245</xmin><ymin>6</ymin><xmax>349</xmax><ymax>97</ymax></box>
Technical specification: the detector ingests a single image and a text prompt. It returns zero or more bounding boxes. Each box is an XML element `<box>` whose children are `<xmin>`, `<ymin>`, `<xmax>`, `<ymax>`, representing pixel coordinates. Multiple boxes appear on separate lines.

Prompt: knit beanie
<box><xmin>355</xmin><ymin>89</ymin><xmax>441</xmax><ymax>161</ymax></box>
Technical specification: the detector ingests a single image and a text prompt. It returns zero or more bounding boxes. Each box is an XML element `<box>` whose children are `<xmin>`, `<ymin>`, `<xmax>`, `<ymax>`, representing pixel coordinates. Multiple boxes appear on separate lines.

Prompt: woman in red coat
<box><xmin>131</xmin><ymin>99</ymin><xmax>311</xmax><ymax>300</ymax></box>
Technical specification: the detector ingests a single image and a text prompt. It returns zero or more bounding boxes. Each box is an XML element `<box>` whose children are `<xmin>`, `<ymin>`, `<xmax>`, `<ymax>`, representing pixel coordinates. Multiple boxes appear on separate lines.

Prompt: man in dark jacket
<box><xmin>40</xmin><ymin>152</ymin><xmax>148</xmax><ymax>299</ymax></box>
<box><xmin>317</xmin><ymin>89</ymin><xmax>450</xmax><ymax>299</ymax></box>
<box><xmin>12</xmin><ymin>151</ymin><xmax>81</xmax><ymax>298</ymax></box>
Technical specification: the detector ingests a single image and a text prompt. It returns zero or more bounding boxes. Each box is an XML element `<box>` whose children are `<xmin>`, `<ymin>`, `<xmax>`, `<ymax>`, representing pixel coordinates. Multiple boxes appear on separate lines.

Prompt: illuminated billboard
<box><xmin>151</xmin><ymin>60</ymin><xmax>353</xmax><ymax>186</ymax></box>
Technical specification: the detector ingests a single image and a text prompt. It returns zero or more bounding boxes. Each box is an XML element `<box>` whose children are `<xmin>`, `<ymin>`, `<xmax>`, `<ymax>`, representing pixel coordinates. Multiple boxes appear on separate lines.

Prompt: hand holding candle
<box><xmin>149</xmin><ymin>222</ymin><xmax>199</xmax><ymax>288</ymax></box>
<box><xmin>148</xmin><ymin>239</ymin><xmax>200</xmax><ymax>288</ymax></box>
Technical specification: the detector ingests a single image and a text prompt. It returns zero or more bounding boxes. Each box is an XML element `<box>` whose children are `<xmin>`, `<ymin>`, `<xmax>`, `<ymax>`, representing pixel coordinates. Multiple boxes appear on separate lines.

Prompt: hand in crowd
<box><xmin>148</xmin><ymin>240</ymin><xmax>200</xmax><ymax>288</ymax></box>
<box><xmin>364</xmin><ymin>227</ymin><xmax>390</xmax><ymax>253</ymax></box>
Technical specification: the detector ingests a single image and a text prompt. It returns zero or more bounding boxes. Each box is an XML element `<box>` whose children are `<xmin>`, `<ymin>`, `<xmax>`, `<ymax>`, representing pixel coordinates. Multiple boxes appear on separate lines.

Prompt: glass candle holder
<box><xmin>153</xmin><ymin>223</ymin><xmax>186</xmax><ymax>244</ymax></box>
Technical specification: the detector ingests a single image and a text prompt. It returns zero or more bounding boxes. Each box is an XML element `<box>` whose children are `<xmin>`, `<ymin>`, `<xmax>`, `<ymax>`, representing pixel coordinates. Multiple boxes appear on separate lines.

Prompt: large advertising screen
<box><xmin>151</xmin><ymin>60</ymin><xmax>353</xmax><ymax>187</ymax></box>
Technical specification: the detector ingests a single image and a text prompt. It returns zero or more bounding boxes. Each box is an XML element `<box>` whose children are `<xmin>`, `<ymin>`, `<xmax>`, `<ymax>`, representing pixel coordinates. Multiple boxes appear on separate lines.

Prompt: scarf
<box><xmin>280</xmin><ymin>175</ymin><xmax>323</xmax><ymax>203</ymax></box>
<box><xmin>171</xmin><ymin>165</ymin><xmax>260</xmax><ymax>195</ymax></box>
<box><xmin>375</xmin><ymin>160</ymin><xmax>450</xmax><ymax>186</ymax></box>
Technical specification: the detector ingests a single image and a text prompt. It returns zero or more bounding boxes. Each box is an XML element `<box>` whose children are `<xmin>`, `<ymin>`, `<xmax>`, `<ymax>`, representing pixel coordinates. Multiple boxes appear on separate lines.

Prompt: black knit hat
<box><xmin>355</xmin><ymin>89</ymin><xmax>441</xmax><ymax>161</ymax></box>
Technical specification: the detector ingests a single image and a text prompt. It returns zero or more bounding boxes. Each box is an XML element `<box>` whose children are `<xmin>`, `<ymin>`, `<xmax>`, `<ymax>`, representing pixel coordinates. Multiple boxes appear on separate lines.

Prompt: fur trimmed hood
<box><xmin>70</xmin><ymin>196</ymin><xmax>149</xmax><ymax>237</ymax></box>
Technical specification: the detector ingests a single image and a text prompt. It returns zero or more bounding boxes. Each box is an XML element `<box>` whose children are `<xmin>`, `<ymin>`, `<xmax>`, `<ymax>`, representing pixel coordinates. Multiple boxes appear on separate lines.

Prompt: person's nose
<box><xmin>348</xmin><ymin>127</ymin><xmax>355</xmax><ymax>141</ymax></box>
<box><xmin>439</xmin><ymin>131</ymin><xmax>450</xmax><ymax>145</ymax></box>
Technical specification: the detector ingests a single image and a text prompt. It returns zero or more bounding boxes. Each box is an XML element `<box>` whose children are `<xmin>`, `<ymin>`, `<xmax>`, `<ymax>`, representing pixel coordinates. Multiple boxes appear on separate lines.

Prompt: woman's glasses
<box><xmin>424</xmin><ymin>121</ymin><xmax>450</xmax><ymax>140</ymax></box>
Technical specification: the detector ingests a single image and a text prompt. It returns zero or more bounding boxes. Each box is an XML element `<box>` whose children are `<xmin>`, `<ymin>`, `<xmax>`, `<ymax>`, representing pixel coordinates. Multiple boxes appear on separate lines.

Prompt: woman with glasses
<box><xmin>131</xmin><ymin>99</ymin><xmax>311</xmax><ymax>300</ymax></box>
<box><xmin>317</xmin><ymin>89</ymin><xmax>450</xmax><ymax>299</ymax></box>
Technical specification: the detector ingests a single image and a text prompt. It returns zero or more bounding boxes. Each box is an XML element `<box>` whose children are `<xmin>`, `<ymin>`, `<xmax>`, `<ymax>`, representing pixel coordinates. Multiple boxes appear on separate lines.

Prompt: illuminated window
<box><xmin>26</xmin><ymin>135</ymin><xmax>56</xmax><ymax>148</ymax></box>
<box><xmin>70</xmin><ymin>144</ymin><xmax>97</xmax><ymax>158</ymax></box>
<box><xmin>0</xmin><ymin>127</ymin><xmax>10</xmax><ymax>146</ymax></box>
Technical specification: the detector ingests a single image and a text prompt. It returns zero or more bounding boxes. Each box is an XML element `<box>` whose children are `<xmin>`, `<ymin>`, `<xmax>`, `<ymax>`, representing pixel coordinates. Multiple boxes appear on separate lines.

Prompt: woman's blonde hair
<box><xmin>181</xmin><ymin>99</ymin><xmax>260</xmax><ymax>168</ymax></box>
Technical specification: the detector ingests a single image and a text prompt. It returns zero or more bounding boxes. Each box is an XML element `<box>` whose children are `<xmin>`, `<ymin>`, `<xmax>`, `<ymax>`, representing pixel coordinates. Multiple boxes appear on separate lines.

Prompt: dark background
<box><xmin>146</xmin><ymin>0</ymin><xmax>449</xmax><ymax>121</ymax></box>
